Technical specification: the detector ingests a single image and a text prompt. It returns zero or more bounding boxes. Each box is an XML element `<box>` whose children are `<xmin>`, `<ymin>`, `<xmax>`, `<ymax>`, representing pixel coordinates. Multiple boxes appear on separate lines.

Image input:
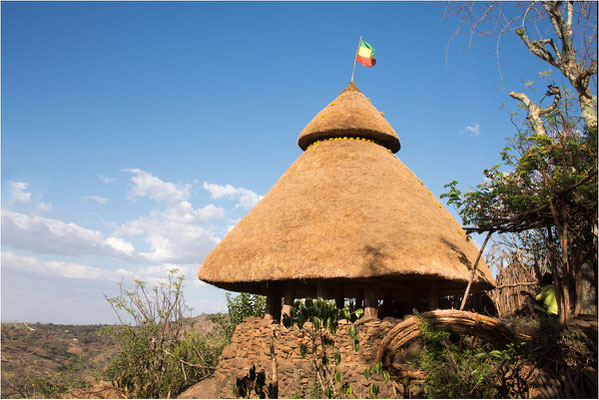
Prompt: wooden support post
<box><xmin>428</xmin><ymin>284</ymin><xmax>438</xmax><ymax>310</ymax></box>
<box><xmin>364</xmin><ymin>285</ymin><xmax>379</xmax><ymax>319</ymax></box>
<box><xmin>281</xmin><ymin>284</ymin><xmax>294</xmax><ymax>320</ymax></box>
<box><xmin>265</xmin><ymin>293</ymin><xmax>275</xmax><ymax>320</ymax></box>
<box><xmin>381</xmin><ymin>290</ymin><xmax>393</xmax><ymax>317</ymax></box>
<box><xmin>264</xmin><ymin>285</ymin><xmax>281</xmax><ymax>321</ymax></box>
<box><xmin>316</xmin><ymin>281</ymin><xmax>327</xmax><ymax>300</ymax></box>
<box><xmin>335</xmin><ymin>294</ymin><xmax>345</xmax><ymax>310</ymax></box>
<box><xmin>335</xmin><ymin>284</ymin><xmax>345</xmax><ymax>309</ymax></box>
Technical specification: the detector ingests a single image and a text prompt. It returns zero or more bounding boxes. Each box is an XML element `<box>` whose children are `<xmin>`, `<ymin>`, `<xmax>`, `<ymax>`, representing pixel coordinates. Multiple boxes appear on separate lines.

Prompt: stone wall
<box><xmin>207</xmin><ymin>316</ymin><xmax>403</xmax><ymax>398</ymax></box>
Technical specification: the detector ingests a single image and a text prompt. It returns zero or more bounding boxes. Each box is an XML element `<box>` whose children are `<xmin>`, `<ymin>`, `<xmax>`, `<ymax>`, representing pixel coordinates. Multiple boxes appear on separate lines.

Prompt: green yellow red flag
<box><xmin>356</xmin><ymin>39</ymin><xmax>376</xmax><ymax>67</ymax></box>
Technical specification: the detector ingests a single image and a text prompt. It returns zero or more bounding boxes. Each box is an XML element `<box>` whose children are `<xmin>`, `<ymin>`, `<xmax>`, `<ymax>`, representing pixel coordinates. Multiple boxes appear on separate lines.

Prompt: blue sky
<box><xmin>2</xmin><ymin>1</ymin><xmax>558</xmax><ymax>324</ymax></box>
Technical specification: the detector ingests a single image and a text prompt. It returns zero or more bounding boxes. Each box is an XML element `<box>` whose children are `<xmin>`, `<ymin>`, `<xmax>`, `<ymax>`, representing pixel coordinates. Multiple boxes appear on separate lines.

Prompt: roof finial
<box><xmin>350</xmin><ymin>36</ymin><xmax>363</xmax><ymax>83</ymax></box>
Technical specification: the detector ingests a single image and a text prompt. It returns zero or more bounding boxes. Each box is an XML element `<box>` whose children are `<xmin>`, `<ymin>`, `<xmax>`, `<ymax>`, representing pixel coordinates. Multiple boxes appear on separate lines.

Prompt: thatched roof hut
<box><xmin>198</xmin><ymin>82</ymin><xmax>495</xmax><ymax>319</ymax></box>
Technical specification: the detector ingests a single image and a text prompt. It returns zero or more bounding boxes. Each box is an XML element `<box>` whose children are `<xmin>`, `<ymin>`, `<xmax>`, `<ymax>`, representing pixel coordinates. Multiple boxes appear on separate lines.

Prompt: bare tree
<box><xmin>444</xmin><ymin>1</ymin><xmax>597</xmax><ymax>133</ymax></box>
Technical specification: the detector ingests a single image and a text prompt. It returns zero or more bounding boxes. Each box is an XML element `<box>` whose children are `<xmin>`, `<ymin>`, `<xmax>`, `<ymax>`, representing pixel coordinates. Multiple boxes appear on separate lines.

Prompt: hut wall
<box><xmin>187</xmin><ymin>317</ymin><xmax>400</xmax><ymax>398</ymax></box>
<box><xmin>489</xmin><ymin>259</ymin><xmax>542</xmax><ymax>317</ymax></box>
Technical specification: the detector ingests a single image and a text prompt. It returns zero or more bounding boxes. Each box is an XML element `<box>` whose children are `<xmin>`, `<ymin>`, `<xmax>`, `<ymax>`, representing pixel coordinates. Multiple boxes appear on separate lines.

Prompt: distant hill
<box><xmin>1</xmin><ymin>322</ymin><xmax>116</xmax><ymax>398</ymax></box>
<box><xmin>1</xmin><ymin>316</ymin><xmax>217</xmax><ymax>398</ymax></box>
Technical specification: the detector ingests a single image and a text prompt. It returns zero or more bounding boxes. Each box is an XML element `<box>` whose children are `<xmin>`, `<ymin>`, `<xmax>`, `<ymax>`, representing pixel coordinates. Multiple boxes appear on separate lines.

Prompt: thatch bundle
<box><xmin>198</xmin><ymin>83</ymin><xmax>495</xmax><ymax>303</ymax></box>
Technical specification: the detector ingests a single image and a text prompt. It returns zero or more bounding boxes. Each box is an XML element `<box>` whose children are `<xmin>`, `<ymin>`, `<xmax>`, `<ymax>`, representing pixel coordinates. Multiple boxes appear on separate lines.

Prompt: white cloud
<box><xmin>38</xmin><ymin>202</ymin><xmax>53</xmax><ymax>212</ymax></box>
<box><xmin>462</xmin><ymin>123</ymin><xmax>481</xmax><ymax>136</ymax></box>
<box><xmin>98</xmin><ymin>174</ymin><xmax>116</xmax><ymax>184</ymax></box>
<box><xmin>1</xmin><ymin>251</ymin><xmax>132</xmax><ymax>281</ymax></box>
<box><xmin>8</xmin><ymin>181</ymin><xmax>52</xmax><ymax>212</ymax></box>
<box><xmin>160</xmin><ymin>201</ymin><xmax>225</xmax><ymax>224</ymax></box>
<box><xmin>3</xmin><ymin>171</ymin><xmax>253</xmax><ymax>287</ymax></box>
<box><xmin>9</xmin><ymin>181</ymin><xmax>32</xmax><ymax>203</ymax></box>
<box><xmin>123</xmin><ymin>169</ymin><xmax>191</xmax><ymax>204</ymax></box>
<box><xmin>202</xmin><ymin>182</ymin><xmax>263</xmax><ymax>209</ymax></box>
<box><xmin>1</xmin><ymin>252</ymin><xmax>200</xmax><ymax>288</ymax></box>
<box><xmin>202</xmin><ymin>183</ymin><xmax>238</xmax><ymax>198</ymax></box>
<box><xmin>1</xmin><ymin>210</ymin><xmax>136</xmax><ymax>259</ymax></box>
<box><xmin>116</xmin><ymin>213</ymin><xmax>220</xmax><ymax>264</ymax></box>
<box><xmin>105</xmin><ymin>237</ymin><xmax>135</xmax><ymax>256</ymax></box>
<box><xmin>109</xmin><ymin>170</ymin><xmax>226</xmax><ymax>264</ymax></box>
<box><xmin>83</xmin><ymin>195</ymin><xmax>108</xmax><ymax>206</ymax></box>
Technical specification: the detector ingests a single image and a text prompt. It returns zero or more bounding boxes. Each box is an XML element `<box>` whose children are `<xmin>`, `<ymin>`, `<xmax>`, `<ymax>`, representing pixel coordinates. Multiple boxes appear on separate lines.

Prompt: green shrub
<box><xmin>103</xmin><ymin>272</ymin><xmax>268</xmax><ymax>398</ymax></box>
<box><xmin>416</xmin><ymin>320</ymin><xmax>528</xmax><ymax>398</ymax></box>
<box><xmin>28</xmin><ymin>372</ymin><xmax>90</xmax><ymax>399</ymax></box>
<box><xmin>103</xmin><ymin>271</ymin><xmax>221</xmax><ymax>398</ymax></box>
<box><xmin>225</xmin><ymin>292</ymin><xmax>266</xmax><ymax>327</ymax></box>
<box><xmin>282</xmin><ymin>298</ymin><xmax>365</xmax><ymax>399</ymax></box>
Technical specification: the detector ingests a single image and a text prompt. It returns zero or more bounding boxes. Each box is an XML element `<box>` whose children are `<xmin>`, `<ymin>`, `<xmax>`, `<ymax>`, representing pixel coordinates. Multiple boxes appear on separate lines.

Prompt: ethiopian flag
<box><xmin>356</xmin><ymin>39</ymin><xmax>376</xmax><ymax>67</ymax></box>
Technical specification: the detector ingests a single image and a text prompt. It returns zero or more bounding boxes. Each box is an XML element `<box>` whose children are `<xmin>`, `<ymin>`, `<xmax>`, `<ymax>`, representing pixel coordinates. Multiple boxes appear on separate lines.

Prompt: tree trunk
<box><xmin>559</xmin><ymin>224</ymin><xmax>572</xmax><ymax>323</ymax></box>
<box><xmin>578</xmin><ymin>91</ymin><xmax>598</xmax><ymax>133</ymax></box>
<box><xmin>549</xmin><ymin>201</ymin><xmax>572</xmax><ymax>323</ymax></box>
<box><xmin>547</xmin><ymin>226</ymin><xmax>565</xmax><ymax>324</ymax></box>
<box><xmin>573</xmin><ymin>242</ymin><xmax>583</xmax><ymax>316</ymax></box>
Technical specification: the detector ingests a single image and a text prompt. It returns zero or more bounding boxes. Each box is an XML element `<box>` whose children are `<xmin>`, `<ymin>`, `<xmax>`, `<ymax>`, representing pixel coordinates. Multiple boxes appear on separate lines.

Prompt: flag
<box><xmin>356</xmin><ymin>39</ymin><xmax>376</xmax><ymax>67</ymax></box>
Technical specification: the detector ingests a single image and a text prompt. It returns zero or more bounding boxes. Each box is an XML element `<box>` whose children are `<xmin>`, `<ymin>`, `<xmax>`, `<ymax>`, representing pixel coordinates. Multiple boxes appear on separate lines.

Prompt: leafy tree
<box><xmin>442</xmin><ymin>1</ymin><xmax>597</xmax><ymax>323</ymax></box>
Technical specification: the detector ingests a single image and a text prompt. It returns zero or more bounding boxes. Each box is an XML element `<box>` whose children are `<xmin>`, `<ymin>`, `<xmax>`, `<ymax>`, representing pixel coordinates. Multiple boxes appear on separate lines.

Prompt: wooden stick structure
<box><xmin>350</xmin><ymin>36</ymin><xmax>363</xmax><ymax>83</ymax></box>
<box><xmin>459</xmin><ymin>231</ymin><xmax>492</xmax><ymax>311</ymax></box>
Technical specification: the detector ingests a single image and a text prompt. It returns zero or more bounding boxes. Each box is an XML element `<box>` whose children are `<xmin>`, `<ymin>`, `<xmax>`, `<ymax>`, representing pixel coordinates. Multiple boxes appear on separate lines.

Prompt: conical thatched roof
<box><xmin>198</xmin><ymin>83</ymin><xmax>495</xmax><ymax>299</ymax></box>
<box><xmin>298</xmin><ymin>82</ymin><xmax>401</xmax><ymax>153</ymax></box>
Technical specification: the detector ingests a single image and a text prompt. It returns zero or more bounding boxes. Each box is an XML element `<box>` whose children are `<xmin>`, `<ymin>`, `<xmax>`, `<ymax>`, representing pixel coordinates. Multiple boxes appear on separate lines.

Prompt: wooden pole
<box><xmin>460</xmin><ymin>231</ymin><xmax>492</xmax><ymax>311</ymax></box>
<box><xmin>281</xmin><ymin>284</ymin><xmax>294</xmax><ymax>320</ymax></box>
<box><xmin>265</xmin><ymin>290</ymin><xmax>275</xmax><ymax>320</ymax></box>
<box><xmin>335</xmin><ymin>285</ymin><xmax>345</xmax><ymax>310</ymax></box>
<box><xmin>381</xmin><ymin>289</ymin><xmax>393</xmax><ymax>318</ymax></box>
<box><xmin>265</xmin><ymin>285</ymin><xmax>281</xmax><ymax>321</ymax></box>
<box><xmin>316</xmin><ymin>281</ymin><xmax>327</xmax><ymax>300</ymax></box>
<box><xmin>350</xmin><ymin>36</ymin><xmax>363</xmax><ymax>83</ymax></box>
<box><xmin>428</xmin><ymin>283</ymin><xmax>438</xmax><ymax>310</ymax></box>
<box><xmin>364</xmin><ymin>284</ymin><xmax>379</xmax><ymax>318</ymax></box>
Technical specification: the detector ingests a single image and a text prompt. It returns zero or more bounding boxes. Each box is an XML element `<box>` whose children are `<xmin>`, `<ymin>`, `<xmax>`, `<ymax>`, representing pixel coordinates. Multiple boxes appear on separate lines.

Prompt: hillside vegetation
<box><xmin>1</xmin><ymin>275</ymin><xmax>597</xmax><ymax>399</ymax></box>
<box><xmin>1</xmin><ymin>322</ymin><xmax>115</xmax><ymax>398</ymax></box>
<box><xmin>1</xmin><ymin>315</ymin><xmax>219</xmax><ymax>399</ymax></box>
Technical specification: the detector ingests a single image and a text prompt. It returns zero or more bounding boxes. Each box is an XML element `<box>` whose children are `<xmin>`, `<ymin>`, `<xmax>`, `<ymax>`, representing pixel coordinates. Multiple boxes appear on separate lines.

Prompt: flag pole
<box><xmin>350</xmin><ymin>36</ymin><xmax>362</xmax><ymax>83</ymax></box>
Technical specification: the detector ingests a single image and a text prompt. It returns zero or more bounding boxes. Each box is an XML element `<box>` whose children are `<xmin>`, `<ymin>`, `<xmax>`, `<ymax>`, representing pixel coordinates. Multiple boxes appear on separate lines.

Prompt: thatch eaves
<box><xmin>198</xmin><ymin>138</ymin><xmax>495</xmax><ymax>298</ymax></box>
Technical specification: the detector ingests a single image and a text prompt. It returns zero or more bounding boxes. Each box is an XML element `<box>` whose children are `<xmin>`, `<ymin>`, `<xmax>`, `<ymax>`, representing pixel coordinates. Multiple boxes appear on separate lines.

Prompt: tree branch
<box><xmin>545</xmin><ymin>1</ymin><xmax>574</xmax><ymax>63</ymax></box>
<box><xmin>163</xmin><ymin>349</ymin><xmax>215</xmax><ymax>369</ymax></box>
<box><xmin>566</xmin><ymin>1</ymin><xmax>573</xmax><ymax>34</ymax></box>
<box><xmin>539</xmin><ymin>85</ymin><xmax>562</xmax><ymax>115</ymax></box>
<box><xmin>539</xmin><ymin>37</ymin><xmax>562</xmax><ymax>61</ymax></box>
<box><xmin>516</xmin><ymin>28</ymin><xmax>558</xmax><ymax>67</ymax></box>
<box><xmin>543</xmin><ymin>1</ymin><xmax>563</xmax><ymax>40</ymax></box>
<box><xmin>509</xmin><ymin>91</ymin><xmax>547</xmax><ymax>136</ymax></box>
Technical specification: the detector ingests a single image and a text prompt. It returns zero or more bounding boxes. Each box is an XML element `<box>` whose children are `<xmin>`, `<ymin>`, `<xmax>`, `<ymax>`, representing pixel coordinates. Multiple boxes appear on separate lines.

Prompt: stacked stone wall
<box><xmin>208</xmin><ymin>316</ymin><xmax>402</xmax><ymax>398</ymax></box>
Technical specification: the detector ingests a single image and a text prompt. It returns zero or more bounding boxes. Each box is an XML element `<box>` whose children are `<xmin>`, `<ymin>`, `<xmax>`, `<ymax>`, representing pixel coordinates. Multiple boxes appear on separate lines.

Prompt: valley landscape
<box><xmin>1</xmin><ymin>317</ymin><xmax>216</xmax><ymax>398</ymax></box>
